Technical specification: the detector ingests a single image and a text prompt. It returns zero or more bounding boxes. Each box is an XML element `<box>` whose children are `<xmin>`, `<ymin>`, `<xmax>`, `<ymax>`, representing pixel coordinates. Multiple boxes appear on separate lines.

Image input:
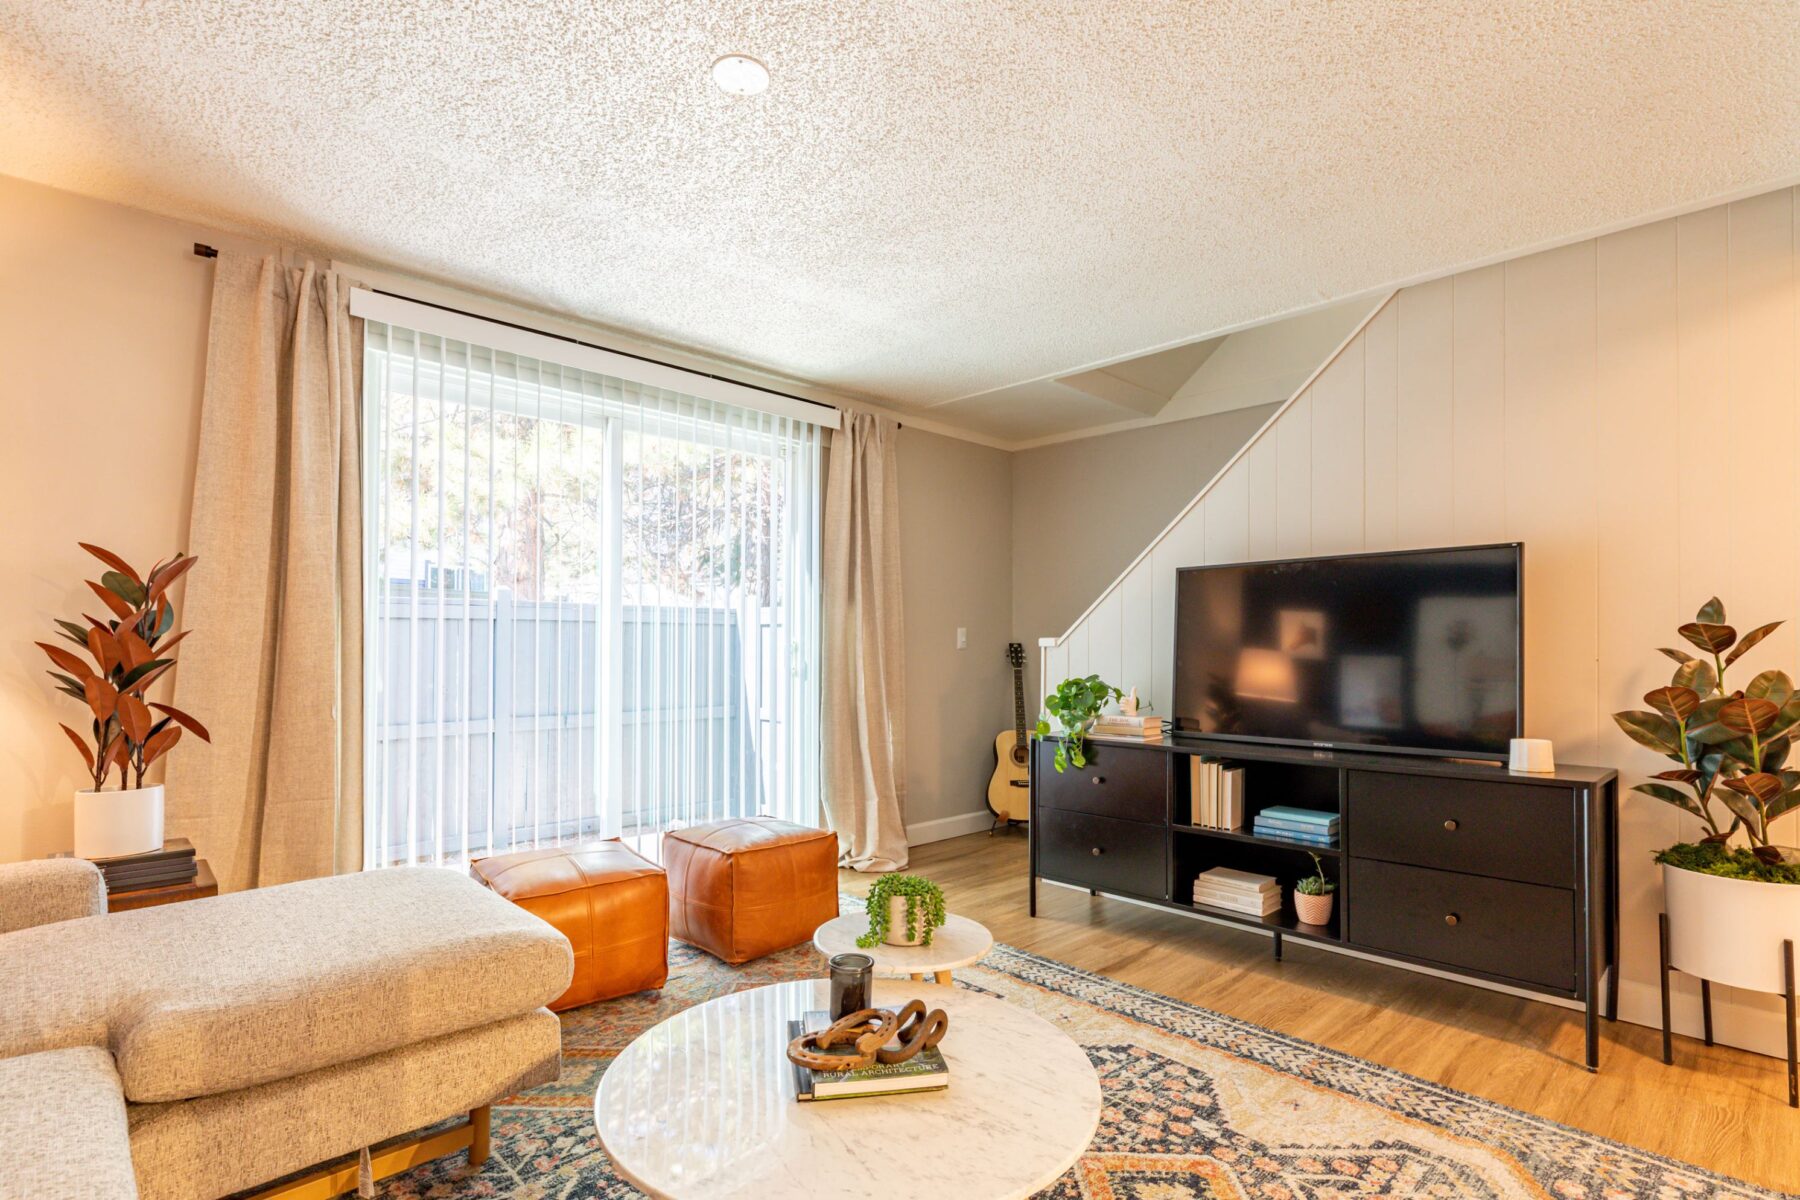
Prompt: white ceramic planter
<box><xmin>73</xmin><ymin>784</ymin><xmax>164</xmax><ymax>860</ymax></box>
<box><xmin>882</xmin><ymin>895</ymin><xmax>937</xmax><ymax>947</ymax></box>
<box><xmin>1664</xmin><ymin>859</ymin><xmax>1800</xmax><ymax>993</ymax></box>
<box><xmin>1293</xmin><ymin>890</ymin><xmax>1335</xmax><ymax>927</ymax></box>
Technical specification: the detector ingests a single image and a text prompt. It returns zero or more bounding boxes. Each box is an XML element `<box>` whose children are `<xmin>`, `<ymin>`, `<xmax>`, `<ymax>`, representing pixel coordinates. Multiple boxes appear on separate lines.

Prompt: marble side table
<box><xmin>812</xmin><ymin>912</ymin><xmax>994</xmax><ymax>985</ymax></box>
<box><xmin>594</xmin><ymin>978</ymin><xmax>1099</xmax><ymax>1200</ymax></box>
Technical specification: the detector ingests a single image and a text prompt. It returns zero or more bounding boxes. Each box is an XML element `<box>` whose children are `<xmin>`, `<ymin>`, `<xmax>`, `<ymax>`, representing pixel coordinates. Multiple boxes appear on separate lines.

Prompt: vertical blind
<box><xmin>362</xmin><ymin>320</ymin><xmax>823</xmax><ymax>867</ymax></box>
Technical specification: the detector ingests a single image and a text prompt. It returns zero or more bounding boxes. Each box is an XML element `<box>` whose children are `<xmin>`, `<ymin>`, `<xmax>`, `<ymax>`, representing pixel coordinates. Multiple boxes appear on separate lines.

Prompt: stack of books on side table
<box><xmin>1088</xmin><ymin>713</ymin><xmax>1163</xmax><ymax>743</ymax></box>
<box><xmin>788</xmin><ymin>1011</ymin><xmax>949</xmax><ymax>1101</ymax></box>
<box><xmin>1252</xmin><ymin>807</ymin><xmax>1340</xmax><ymax>848</ymax></box>
<box><xmin>1192</xmin><ymin>867</ymin><xmax>1281</xmax><ymax>917</ymax></box>
<box><xmin>1187</xmin><ymin>758</ymin><xmax>1245</xmax><ymax>829</ymax></box>
<box><xmin>85</xmin><ymin>838</ymin><xmax>199</xmax><ymax>892</ymax></box>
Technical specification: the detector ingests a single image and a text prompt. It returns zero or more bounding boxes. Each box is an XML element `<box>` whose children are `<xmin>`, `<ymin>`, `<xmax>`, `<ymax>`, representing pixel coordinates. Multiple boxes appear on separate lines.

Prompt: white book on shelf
<box><xmin>1192</xmin><ymin>889</ymin><xmax>1282</xmax><ymax>916</ymax></box>
<box><xmin>1189</xmin><ymin>757</ymin><xmax>1204</xmax><ymax>825</ymax></box>
<box><xmin>1197</xmin><ymin>866</ymin><xmax>1279</xmax><ymax>892</ymax></box>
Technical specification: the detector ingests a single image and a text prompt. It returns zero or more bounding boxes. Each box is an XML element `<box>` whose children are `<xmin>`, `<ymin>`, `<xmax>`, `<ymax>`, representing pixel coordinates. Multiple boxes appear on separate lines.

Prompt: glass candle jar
<box><xmin>827</xmin><ymin>952</ymin><xmax>874</xmax><ymax>1020</ymax></box>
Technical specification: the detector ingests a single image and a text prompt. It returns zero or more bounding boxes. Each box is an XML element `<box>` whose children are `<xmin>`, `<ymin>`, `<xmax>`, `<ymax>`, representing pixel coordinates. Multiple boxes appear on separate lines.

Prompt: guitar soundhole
<box><xmin>1011</xmin><ymin>745</ymin><xmax>1029</xmax><ymax>767</ymax></box>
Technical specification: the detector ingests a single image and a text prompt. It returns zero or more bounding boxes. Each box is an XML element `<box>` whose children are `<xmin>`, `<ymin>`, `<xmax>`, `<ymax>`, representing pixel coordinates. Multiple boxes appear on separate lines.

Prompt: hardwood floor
<box><xmin>840</xmin><ymin>830</ymin><xmax>1798</xmax><ymax>1191</ymax></box>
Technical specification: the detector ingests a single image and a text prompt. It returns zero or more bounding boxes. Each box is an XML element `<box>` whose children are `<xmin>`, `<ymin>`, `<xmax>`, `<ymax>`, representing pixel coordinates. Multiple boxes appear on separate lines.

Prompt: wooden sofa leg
<box><xmin>470</xmin><ymin>1105</ymin><xmax>492</xmax><ymax>1167</ymax></box>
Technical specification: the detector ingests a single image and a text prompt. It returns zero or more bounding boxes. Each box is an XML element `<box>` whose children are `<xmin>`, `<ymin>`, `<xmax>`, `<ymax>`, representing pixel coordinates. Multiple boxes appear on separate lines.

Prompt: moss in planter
<box><xmin>1655</xmin><ymin>841</ymin><xmax>1800</xmax><ymax>885</ymax></box>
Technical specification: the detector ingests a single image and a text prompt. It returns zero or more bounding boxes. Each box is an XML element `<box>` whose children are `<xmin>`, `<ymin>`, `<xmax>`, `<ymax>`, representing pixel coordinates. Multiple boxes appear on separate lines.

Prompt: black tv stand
<box><xmin>1028</xmin><ymin>734</ymin><xmax>1619</xmax><ymax>1070</ymax></box>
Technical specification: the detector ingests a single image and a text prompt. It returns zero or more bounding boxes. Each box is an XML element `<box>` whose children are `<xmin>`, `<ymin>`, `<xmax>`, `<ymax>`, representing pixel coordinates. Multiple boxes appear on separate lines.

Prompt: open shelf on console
<box><xmin>1173</xmin><ymin>823</ymin><xmax>1342</xmax><ymax>856</ymax></box>
<box><xmin>1172</xmin><ymin>827</ymin><xmax>1343</xmax><ymax>942</ymax></box>
<box><xmin>1168</xmin><ymin>894</ymin><xmax>1342</xmax><ymax>944</ymax></box>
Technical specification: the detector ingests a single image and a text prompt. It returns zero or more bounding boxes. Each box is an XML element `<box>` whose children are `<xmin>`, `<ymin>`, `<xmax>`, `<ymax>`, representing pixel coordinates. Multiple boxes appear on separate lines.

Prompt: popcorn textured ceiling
<box><xmin>1</xmin><ymin>2</ymin><xmax>1797</xmax><ymax>438</ymax></box>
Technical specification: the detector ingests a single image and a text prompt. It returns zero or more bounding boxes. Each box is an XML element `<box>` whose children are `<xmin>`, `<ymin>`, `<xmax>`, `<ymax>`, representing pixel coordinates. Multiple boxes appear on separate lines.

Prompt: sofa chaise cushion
<box><xmin>0</xmin><ymin>1046</ymin><xmax>138</xmax><ymax>1200</ymax></box>
<box><xmin>0</xmin><ymin>867</ymin><xmax>572</xmax><ymax>1103</ymax></box>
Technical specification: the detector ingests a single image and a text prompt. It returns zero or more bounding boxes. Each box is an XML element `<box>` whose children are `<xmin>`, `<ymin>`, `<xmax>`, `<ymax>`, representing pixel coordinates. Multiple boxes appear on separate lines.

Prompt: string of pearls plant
<box><xmin>858</xmin><ymin>874</ymin><xmax>947</xmax><ymax>948</ymax></box>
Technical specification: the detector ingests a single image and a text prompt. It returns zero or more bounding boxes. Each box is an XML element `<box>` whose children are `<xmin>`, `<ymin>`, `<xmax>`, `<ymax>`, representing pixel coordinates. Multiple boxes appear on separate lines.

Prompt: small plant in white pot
<box><xmin>1293</xmin><ymin>852</ymin><xmax>1336</xmax><ymax>926</ymax></box>
<box><xmin>37</xmin><ymin>544</ymin><xmax>210</xmax><ymax>860</ymax></box>
<box><xmin>858</xmin><ymin>874</ymin><xmax>947</xmax><ymax>948</ymax></box>
<box><xmin>1613</xmin><ymin>597</ymin><xmax>1800</xmax><ymax>997</ymax></box>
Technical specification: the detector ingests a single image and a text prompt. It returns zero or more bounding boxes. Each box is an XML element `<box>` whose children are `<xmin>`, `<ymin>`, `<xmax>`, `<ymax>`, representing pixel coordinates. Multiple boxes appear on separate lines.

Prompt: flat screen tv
<box><xmin>1172</xmin><ymin>544</ymin><xmax>1522</xmax><ymax>759</ymax></box>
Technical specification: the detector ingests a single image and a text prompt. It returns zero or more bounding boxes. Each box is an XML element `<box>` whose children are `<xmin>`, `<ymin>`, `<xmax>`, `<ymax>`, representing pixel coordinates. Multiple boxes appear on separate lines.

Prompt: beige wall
<box><xmin>0</xmin><ymin>176</ymin><xmax>236</xmax><ymax>862</ymax></box>
<box><xmin>1044</xmin><ymin>184</ymin><xmax>1800</xmax><ymax>1059</ymax></box>
<box><xmin>896</xmin><ymin>427</ymin><xmax>1014</xmax><ymax>841</ymax></box>
<box><xmin>1011</xmin><ymin>405</ymin><xmax>1276</xmax><ymax>707</ymax></box>
<box><xmin>0</xmin><ymin>175</ymin><xmax>1018</xmax><ymax>860</ymax></box>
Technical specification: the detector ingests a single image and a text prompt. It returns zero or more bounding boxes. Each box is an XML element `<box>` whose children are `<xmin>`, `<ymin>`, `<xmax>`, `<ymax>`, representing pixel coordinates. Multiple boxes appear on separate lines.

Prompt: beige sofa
<box><xmin>0</xmin><ymin>858</ymin><xmax>574</xmax><ymax>1200</ymax></box>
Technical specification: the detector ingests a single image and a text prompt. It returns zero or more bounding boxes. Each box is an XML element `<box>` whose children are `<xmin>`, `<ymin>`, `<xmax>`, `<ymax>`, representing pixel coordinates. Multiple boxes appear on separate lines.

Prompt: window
<box><xmin>361</xmin><ymin>317</ymin><xmax>823</xmax><ymax>867</ymax></box>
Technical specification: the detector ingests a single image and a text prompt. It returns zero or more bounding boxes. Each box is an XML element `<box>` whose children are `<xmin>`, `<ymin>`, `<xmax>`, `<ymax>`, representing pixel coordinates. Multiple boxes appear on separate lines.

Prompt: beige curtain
<box><xmin>164</xmin><ymin>253</ymin><xmax>363</xmax><ymax>892</ymax></box>
<box><xmin>822</xmin><ymin>412</ymin><xmax>909</xmax><ymax>871</ymax></box>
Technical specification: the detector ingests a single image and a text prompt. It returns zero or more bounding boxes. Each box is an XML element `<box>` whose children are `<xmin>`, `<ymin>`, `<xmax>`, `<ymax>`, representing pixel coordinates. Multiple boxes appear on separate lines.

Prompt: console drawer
<box><xmin>1346</xmin><ymin>771</ymin><xmax>1576</xmax><ymax>888</ymax></box>
<box><xmin>1349</xmin><ymin>858</ymin><xmax>1575</xmax><ymax>992</ymax></box>
<box><xmin>1034</xmin><ymin>739</ymin><xmax>1167</xmax><ymax>825</ymax></box>
<box><xmin>1036</xmin><ymin>809</ymin><xmax>1168</xmax><ymax>900</ymax></box>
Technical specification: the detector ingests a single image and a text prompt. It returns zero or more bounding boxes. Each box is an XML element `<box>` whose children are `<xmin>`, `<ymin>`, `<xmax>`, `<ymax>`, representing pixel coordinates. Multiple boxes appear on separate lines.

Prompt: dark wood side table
<box><xmin>106</xmin><ymin>859</ymin><xmax>218</xmax><ymax>912</ymax></box>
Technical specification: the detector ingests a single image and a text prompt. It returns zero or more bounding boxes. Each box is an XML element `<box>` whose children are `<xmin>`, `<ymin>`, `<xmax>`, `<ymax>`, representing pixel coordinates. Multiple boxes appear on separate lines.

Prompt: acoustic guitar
<box><xmin>987</xmin><ymin>642</ymin><xmax>1031</xmax><ymax>828</ymax></box>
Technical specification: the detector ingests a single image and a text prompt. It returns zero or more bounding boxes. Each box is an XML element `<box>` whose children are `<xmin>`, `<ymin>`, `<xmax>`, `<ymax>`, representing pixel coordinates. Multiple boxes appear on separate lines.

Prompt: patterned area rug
<box><xmin>376</xmin><ymin>935</ymin><xmax>1789</xmax><ymax>1200</ymax></box>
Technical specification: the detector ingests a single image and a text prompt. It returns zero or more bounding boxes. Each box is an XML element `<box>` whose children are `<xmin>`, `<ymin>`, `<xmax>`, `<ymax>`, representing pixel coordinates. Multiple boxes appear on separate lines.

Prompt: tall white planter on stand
<box><xmin>74</xmin><ymin>785</ymin><xmax>164</xmax><ymax>860</ymax></box>
<box><xmin>1661</xmin><ymin>859</ymin><xmax>1800</xmax><ymax>1108</ymax></box>
<box><xmin>1663</xmin><ymin>862</ymin><xmax>1800</xmax><ymax>991</ymax></box>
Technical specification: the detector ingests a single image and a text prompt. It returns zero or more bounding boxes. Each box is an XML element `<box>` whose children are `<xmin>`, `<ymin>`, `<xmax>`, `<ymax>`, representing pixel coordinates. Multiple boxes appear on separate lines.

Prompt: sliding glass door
<box><xmin>361</xmin><ymin>321</ymin><xmax>822</xmax><ymax>867</ymax></box>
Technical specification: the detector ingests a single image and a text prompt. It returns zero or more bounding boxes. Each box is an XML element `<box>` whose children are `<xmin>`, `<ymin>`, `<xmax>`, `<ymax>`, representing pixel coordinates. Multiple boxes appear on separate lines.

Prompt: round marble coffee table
<box><xmin>812</xmin><ymin>912</ymin><xmax>993</xmax><ymax>985</ymax></box>
<box><xmin>594</xmin><ymin>978</ymin><xmax>1099</xmax><ymax>1200</ymax></box>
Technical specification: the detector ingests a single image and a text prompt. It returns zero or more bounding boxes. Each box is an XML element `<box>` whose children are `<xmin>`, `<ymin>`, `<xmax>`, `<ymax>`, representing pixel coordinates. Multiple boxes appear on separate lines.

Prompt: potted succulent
<box><xmin>38</xmin><ymin>545</ymin><xmax>210</xmax><ymax>859</ymax></box>
<box><xmin>858</xmin><ymin>874</ymin><xmax>947</xmax><ymax>948</ymax></box>
<box><xmin>1613</xmin><ymin>597</ymin><xmax>1800</xmax><ymax>996</ymax></box>
<box><xmin>1293</xmin><ymin>852</ymin><xmax>1336</xmax><ymax>926</ymax></box>
<box><xmin>1034</xmin><ymin>674</ymin><xmax>1125</xmax><ymax>773</ymax></box>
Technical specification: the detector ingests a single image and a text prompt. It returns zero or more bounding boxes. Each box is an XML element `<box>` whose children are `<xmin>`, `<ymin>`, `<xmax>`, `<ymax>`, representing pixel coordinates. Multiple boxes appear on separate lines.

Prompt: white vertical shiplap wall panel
<box><xmin>1451</xmin><ymin>265</ymin><xmax>1507</xmax><ymax>543</ymax></box>
<box><xmin>1503</xmin><ymin>241</ymin><xmax>1600</xmax><ymax>763</ymax></box>
<box><xmin>1245</xmin><ymin>434</ymin><xmax>1280</xmax><ymax>560</ymax></box>
<box><xmin>1309</xmin><ymin>337</ymin><xmax>1365</xmax><ymax>555</ymax></box>
<box><xmin>1204</xmin><ymin>456</ymin><xmax>1251</xmax><ymax>565</ymax></box>
<box><xmin>1394</xmin><ymin>277</ymin><xmax>1455</xmax><ymax>548</ymax></box>
<box><xmin>1119</xmin><ymin>562</ymin><xmax>1156</xmax><ymax>714</ymax></box>
<box><xmin>1040</xmin><ymin>185</ymin><xmax>1800</xmax><ymax>1059</ymax></box>
<box><xmin>1593</xmin><ymin>217</ymin><xmax>1685</xmax><ymax>1032</ymax></box>
<box><xmin>1275</xmin><ymin>390</ymin><xmax>1314</xmax><ymax>557</ymax></box>
<box><xmin>1085</xmin><ymin>591</ymin><xmax>1123</xmax><ymax>696</ymax></box>
<box><xmin>1362</xmin><ymin>301</ymin><xmax>1400</xmax><ymax>547</ymax></box>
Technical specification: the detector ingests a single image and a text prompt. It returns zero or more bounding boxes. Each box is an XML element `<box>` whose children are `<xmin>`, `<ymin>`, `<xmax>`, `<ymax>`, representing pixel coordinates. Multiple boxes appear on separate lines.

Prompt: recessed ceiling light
<box><xmin>712</xmin><ymin>54</ymin><xmax>769</xmax><ymax>97</ymax></box>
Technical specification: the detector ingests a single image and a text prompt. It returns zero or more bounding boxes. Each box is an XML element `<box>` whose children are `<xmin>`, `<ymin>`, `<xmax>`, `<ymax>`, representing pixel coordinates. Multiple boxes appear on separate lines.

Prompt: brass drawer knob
<box><xmin>1444</xmin><ymin>913</ymin><xmax>1460</xmax><ymax>927</ymax></box>
<box><xmin>1091</xmin><ymin>776</ymin><xmax>1103</xmax><ymax>785</ymax></box>
<box><xmin>1443</xmin><ymin>819</ymin><xmax>1459</xmax><ymax>832</ymax></box>
<box><xmin>1091</xmin><ymin>846</ymin><xmax>1103</xmax><ymax>856</ymax></box>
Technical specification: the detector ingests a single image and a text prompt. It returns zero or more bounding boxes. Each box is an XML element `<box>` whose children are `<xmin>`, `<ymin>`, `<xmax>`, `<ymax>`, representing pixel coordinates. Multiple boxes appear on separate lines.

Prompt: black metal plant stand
<box><xmin>1659</xmin><ymin>912</ymin><xmax>1798</xmax><ymax>1108</ymax></box>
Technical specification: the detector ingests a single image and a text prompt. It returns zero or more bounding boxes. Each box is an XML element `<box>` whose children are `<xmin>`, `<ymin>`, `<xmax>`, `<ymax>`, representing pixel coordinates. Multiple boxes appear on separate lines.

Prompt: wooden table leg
<box><xmin>909</xmin><ymin>973</ymin><xmax>924</xmax><ymax>982</ymax></box>
<box><xmin>934</xmin><ymin>970</ymin><xmax>952</xmax><ymax>986</ymax></box>
<box><xmin>470</xmin><ymin>1105</ymin><xmax>491</xmax><ymax>1168</ymax></box>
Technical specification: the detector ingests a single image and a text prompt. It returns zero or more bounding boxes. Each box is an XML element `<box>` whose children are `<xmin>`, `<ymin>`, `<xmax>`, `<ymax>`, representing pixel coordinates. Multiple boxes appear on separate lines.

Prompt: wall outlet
<box><xmin>956</xmin><ymin>627</ymin><xmax>968</xmax><ymax>650</ymax></box>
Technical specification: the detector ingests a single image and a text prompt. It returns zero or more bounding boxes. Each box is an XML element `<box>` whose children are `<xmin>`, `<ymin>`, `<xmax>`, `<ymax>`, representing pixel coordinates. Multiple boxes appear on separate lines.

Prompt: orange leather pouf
<box><xmin>470</xmin><ymin>841</ymin><xmax>668</xmax><ymax>1011</ymax></box>
<box><xmin>664</xmin><ymin>818</ymin><xmax>839</xmax><ymax>964</ymax></box>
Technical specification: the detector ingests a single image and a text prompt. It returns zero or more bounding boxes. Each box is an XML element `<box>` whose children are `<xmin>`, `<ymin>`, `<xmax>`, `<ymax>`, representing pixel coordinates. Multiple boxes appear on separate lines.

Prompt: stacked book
<box><xmin>1187</xmin><ymin>758</ymin><xmax>1245</xmax><ymax>829</ymax></box>
<box><xmin>1088</xmin><ymin>713</ymin><xmax>1163</xmax><ymax>743</ymax></box>
<box><xmin>788</xmin><ymin>1011</ymin><xmax>949</xmax><ymax>1101</ymax></box>
<box><xmin>1252</xmin><ymin>807</ymin><xmax>1339</xmax><ymax>848</ymax></box>
<box><xmin>1192</xmin><ymin>866</ymin><xmax>1281</xmax><ymax>917</ymax></box>
<box><xmin>90</xmin><ymin>838</ymin><xmax>198</xmax><ymax>893</ymax></box>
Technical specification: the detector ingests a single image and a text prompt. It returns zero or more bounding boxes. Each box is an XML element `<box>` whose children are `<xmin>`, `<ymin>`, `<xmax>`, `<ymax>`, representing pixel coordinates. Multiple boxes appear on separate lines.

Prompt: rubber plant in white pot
<box><xmin>1613</xmin><ymin>597</ymin><xmax>1800</xmax><ymax>1000</ymax></box>
<box><xmin>37</xmin><ymin>544</ymin><xmax>210</xmax><ymax>859</ymax></box>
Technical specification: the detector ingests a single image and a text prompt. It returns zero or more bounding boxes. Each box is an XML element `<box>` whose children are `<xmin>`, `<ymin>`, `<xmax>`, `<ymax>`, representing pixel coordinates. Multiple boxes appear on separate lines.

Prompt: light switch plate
<box><xmin>956</xmin><ymin>627</ymin><xmax>968</xmax><ymax>650</ymax></box>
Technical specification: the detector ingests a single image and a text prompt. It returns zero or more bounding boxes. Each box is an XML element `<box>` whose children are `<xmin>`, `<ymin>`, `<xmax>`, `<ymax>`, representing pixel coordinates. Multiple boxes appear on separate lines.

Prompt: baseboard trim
<box><xmin>907</xmin><ymin>809</ymin><xmax>995</xmax><ymax>846</ymax></box>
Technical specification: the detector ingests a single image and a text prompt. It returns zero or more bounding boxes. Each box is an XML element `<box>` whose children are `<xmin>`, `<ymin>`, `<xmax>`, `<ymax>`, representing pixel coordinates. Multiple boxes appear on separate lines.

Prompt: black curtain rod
<box><xmin>191</xmin><ymin>241</ymin><xmax>858</xmax><ymax>423</ymax></box>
